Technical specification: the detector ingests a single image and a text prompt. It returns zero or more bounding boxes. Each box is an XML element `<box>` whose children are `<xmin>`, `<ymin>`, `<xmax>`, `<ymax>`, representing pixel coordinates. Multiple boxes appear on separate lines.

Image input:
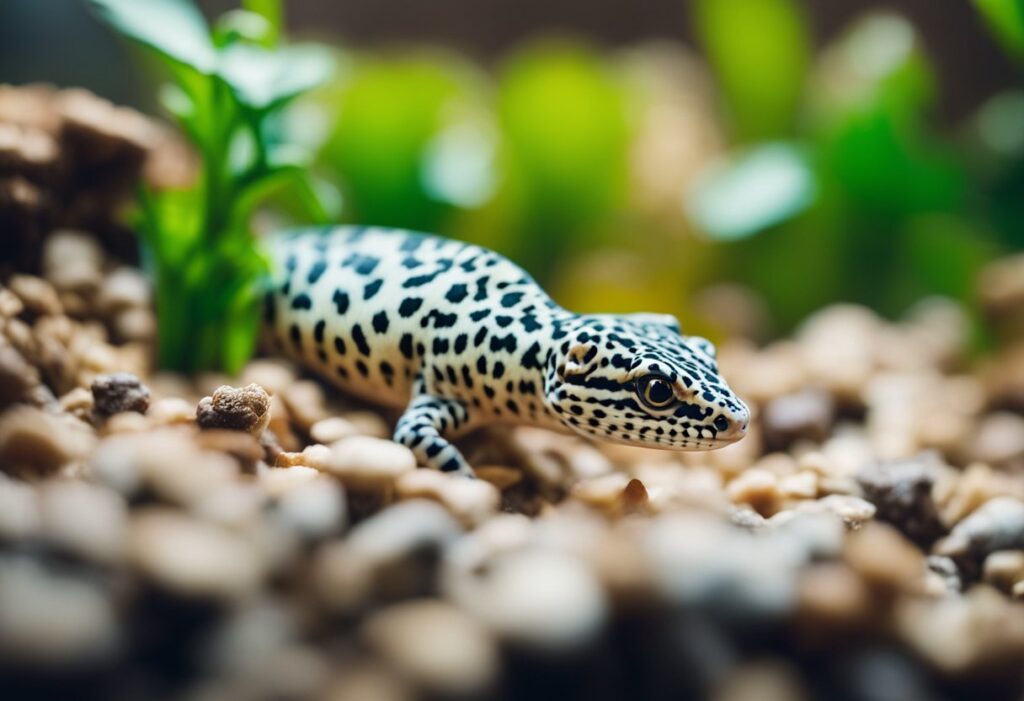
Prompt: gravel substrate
<box><xmin>2</xmin><ymin>85</ymin><xmax>1024</xmax><ymax>701</ymax></box>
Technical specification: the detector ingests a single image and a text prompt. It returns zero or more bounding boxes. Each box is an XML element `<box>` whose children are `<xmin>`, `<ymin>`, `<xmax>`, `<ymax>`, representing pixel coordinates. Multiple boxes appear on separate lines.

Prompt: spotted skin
<box><xmin>266</xmin><ymin>226</ymin><xmax>750</xmax><ymax>476</ymax></box>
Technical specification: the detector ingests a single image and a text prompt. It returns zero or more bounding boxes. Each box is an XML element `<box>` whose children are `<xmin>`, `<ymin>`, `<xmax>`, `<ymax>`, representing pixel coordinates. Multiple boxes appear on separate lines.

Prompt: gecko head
<box><xmin>543</xmin><ymin>313</ymin><xmax>749</xmax><ymax>450</ymax></box>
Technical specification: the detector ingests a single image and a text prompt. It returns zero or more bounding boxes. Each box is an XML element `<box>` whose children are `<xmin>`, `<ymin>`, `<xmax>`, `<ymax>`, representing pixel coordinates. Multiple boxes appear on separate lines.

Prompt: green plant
<box><xmin>88</xmin><ymin>0</ymin><xmax>334</xmax><ymax>373</ymax></box>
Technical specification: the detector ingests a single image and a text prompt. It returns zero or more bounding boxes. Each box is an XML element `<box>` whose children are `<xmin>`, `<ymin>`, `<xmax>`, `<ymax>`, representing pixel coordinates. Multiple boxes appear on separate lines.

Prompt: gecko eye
<box><xmin>636</xmin><ymin>375</ymin><xmax>676</xmax><ymax>409</ymax></box>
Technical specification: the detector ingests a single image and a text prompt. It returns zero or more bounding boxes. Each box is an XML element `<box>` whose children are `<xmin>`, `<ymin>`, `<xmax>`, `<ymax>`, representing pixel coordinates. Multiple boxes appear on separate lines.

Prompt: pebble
<box><xmin>982</xmin><ymin>550</ymin><xmax>1024</xmax><ymax>597</ymax></box>
<box><xmin>934</xmin><ymin>497</ymin><xmax>1024</xmax><ymax>575</ymax></box>
<box><xmin>312</xmin><ymin>436</ymin><xmax>417</xmax><ymax>491</ymax></box>
<box><xmin>7</xmin><ymin>274</ymin><xmax>62</xmax><ymax>318</ymax></box>
<box><xmin>42</xmin><ymin>229</ymin><xmax>103</xmax><ymax>294</ymax></box>
<box><xmin>315</xmin><ymin>500</ymin><xmax>461</xmax><ymax>611</ymax></box>
<box><xmin>843</xmin><ymin>522</ymin><xmax>925</xmax><ymax>591</ymax></box>
<box><xmin>360</xmin><ymin>600</ymin><xmax>498</xmax><ymax>696</ymax></box>
<box><xmin>280</xmin><ymin>379</ymin><xmax>330</xmax><ymax>432</ymax></box>
<box><xmin>0</xmin><ymin>557</ymin><xmax>118</xmax><ymax>666</ymax></box>
<box><xmin>0</xmin><ymin>341</ymin><xmax>39</xmax><ymax>406</ymax></box>
<box><xmin>271</xmin><ymin>475</ymin><xmax>346</xmax><ymax>539</ymax></box>
<box><xmin>856</xmin><ymin>455</ymin><xmax>946</xmax><ymax>545</ymax></box>
<box><xmin>0</xmin><ymin>406</ymin><xmax>94</xmax><ymax>478</ymax></box>
<box><xmin>309</xmin><ymin>416</ymin><xmax>361</xmax><ymax>444</ymax></box>
<box><xmin>395</xmin><ymin>468</ymin><xmax>499</xmax><ymax>527</ymax></box>
<box><xmin>95</xmin><ymin>267</ymin><xmax>150</xmax><ymax>316</ymax></box>
<box><xmin>196</xmin><ymin>383</ymin><xmax>271</xmax><ymax>435</ymax></box>
<box><xmin>129</xmin><ymin>508</ymin><xmax>264</xmax><ymax>601</ymax></box>
<box><xmin>37</xmin><ymin>479</ymin><xmax>127</xmax><ymax>564</ymax></box>
<box><xmin>456</xmin><ymin>549</ymin><xmax>608</xmax><ymax>653</ymax></box>
<box><xmin>0</xmin><ymin>475</ymin><xmax>39</xmax><ymax>540</ymax></box>
<box><xmin>91</xmin><ymin>372</ymin><xmax>150</xmax><ymax>417</ymax></box>
<box><xmin>726</xmin><ymin>468</ymin><xmax>780</xmax><ymax>516</ymax></box>
<box><xmin>762</xmin><ymin>388</ymin><xmax>835</xmax><ymax>451</ymax></box>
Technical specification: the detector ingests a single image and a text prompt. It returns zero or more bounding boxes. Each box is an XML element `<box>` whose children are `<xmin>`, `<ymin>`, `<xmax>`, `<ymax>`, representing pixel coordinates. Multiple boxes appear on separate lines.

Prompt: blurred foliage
<box><xmin>89</xmin><ymin>0</ymin><xmax>333</xmax><ymax>372</ymax></box>
<box><xmin>93</xmin><ymin>0</ymin><xmax>1024</xmax><ymax>360</ymax></box>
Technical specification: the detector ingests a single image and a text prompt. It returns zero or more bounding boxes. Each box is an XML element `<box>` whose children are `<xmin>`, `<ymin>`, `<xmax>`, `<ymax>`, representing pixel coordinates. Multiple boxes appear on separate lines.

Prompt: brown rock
<box><xmin>0</xmin><ymin>341</ymin><xmax>39</xmax><ymax>407</ymax></box>
<box><xmin>856</xmin><ymin>454</ymin><xmax>946</xmax><ymax>545</ymax></box>
<box><xmin>196</xmin><ymin>383</ymin><xmax>271</xmax><ymax>435</ymax></box>
<box><xmin>762</xmin><ymin>388</ymin><xmax>835</xmax><ymax>451</ymax></box>
<box><xmin>91</xmin><ymin>372</ymin><xmax>150</xmax><ymax>417</ymax></box>
<box><xmin>7</xmin><ymin>274</ymin><xmax>61</xmax><ymax>319</ymax></box>
<box><xmin>0</xmin><ymin>407</ymin><xmax>94</xmax><ymax>478</ymax></box>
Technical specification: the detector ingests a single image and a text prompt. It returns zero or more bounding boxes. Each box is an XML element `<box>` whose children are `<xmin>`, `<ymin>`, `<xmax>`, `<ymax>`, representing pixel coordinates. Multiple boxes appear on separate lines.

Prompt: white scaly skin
<box><xmin>266</xmin><ymin>226</ymin><xmax>749</xmax><ymax>476</ymax></box>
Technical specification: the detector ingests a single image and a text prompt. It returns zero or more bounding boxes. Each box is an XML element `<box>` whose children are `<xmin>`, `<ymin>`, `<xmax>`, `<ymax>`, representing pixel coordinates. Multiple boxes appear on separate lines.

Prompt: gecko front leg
<box><xmin>393</xmin><ymin>391</ymin><xmax>475</xmax><ymax>477</ymax></box>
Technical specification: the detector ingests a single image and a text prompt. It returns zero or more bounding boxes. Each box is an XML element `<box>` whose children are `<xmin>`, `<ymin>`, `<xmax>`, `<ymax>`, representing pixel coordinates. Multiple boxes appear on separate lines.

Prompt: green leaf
<box><xmin>243</xmin><ymin>0</ymin><xmax>282</xmax><ymax>46</ymax></box>
<box><xmin>218</xmin><ymin>43</ymin><xmax>335</xmax><ymax>112</ymax></box>
<box><xmin>686</xmin><ymin>143</ymin><xmax>816</xmax><ymax>240</ymax></box>
<box><xmin>692</xmin><ymin>0</ymin><xmax>811</xmax><ymax>141</ymax></box>
<box><xmin>87</xmin><ymin>0</ymin><xmax>216</xmax><ymax>73</ymax></box>
<box><xmin>973</xmin><ymin>0</ymin><xmax>1024</xmax><ymax>61</ymax></box>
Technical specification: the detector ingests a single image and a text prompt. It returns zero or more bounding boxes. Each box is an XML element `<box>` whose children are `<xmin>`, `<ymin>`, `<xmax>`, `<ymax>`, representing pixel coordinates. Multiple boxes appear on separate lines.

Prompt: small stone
<box><xmin>0</xmin><ymin>406</ymin><xmax>94</xmax><ymax>478</ymax></box>
<box><xmin>0</xmin><ymin>341</ymin><xmax>39</xmax><ymax>406</ymax></box>
<box><xmin>934</xmin><ymin>497</ymin><xmax>1024</xmax><ymax>577</ymax></box>
<box><xmin>193</xmin><ymin>429</ymin><xmax>263</xmax><ymax>473</ymax></box>
<box><xmin>762</xmin><ymin>388</ymin><xmax>835</xmax><ymax>451</ymax></box>
<box><xmin>857</xmin><ymin>454</ymin><xmax>946</xmax><ymax>545</ymax></box>
<box><xmin>259</xmin><ymin>465</ymin><xmax>321</xmax><ymax>497</ymax></box>
<box><xmin>280</xmin><ymin>380</ymin><xmax>330</xmax><ymax>432</ymax></box>
<box><xmin>0</xmin><ymin>475</ymin><xmax>39</xmax><ymax>540</ymax></box>
<box><xmin>313</xmin><ymin>436</ymin><xmax>416</xmax><ymax>491</ymax></box>
<box><xmin>272</xmin><ymin>475</ymin><xmax>346</xmax><ymax>540</ymax></box>
<box><xmin>196</xmin><ymin>383</ymin><xmax>271</xmax><ymax>435</ymax></box>
<box><xmin>91</xmin><ymin>372</ymin><xmax>151</xmax><ymax>417</ymax></box>
<box><xmin>0</xmin><ymin>558</ymin><xmax>118</xmax><ymax>666</ymax></box>
<box><xmin>982</xmin><ymin>550</ymin><xmax>1024</xmax><ymax>595</ymax></box>
<box><xmin>147</xmin><ymin>397</ymin><xmax>195</xmax><ymax>426</ymax></box>
<box><xmin>726</xmin><ymin>468</ymin><xmax>779</xmax><ymax>516</ymax></box>
<box><xmin>843</xmin><ymin>522</ymin><xmax>925</xmax><ymax>591</ymax></box>
<box><xmin>965</xmin><ymin>412</ymin><xmax>1024</xmax><ymax>472</ymax></box>
<box><xmin>58</xmin><ymin>386</ymin><xmax>94</xmax><ymax>421</ymax></box>
<box><xmin>797</xmin><ymin>563</ymin><xmax>871</xmax><ymax>628</ymax></box>
<box><xmin>7</xmin><ymin>274</ymin><xmax>61</xmax><ymax>318</ymax></box>
<box><xmin>42</xmin><ymin>230</ymin><xmax>103</xmax><ymax>294</ymax></box>
<box><xmin>129</xmin><ymin>508</ymin><xmax>264</xmax><ymax>600</ymax></box>
<box><xmin>309</xmin><ymin>416</ymin><xmax>361</xmax><ymax>444</ymax></box>
<box><xmin>777</xmin><ymin>470</ymin><xmax>819</xmax><ymax>500</ymax></box>
<box><xmin>95</xmin><ymin>267</ymin><xmax>150</xmax><ymax>315</ymax></box>
<box><xmin>315</xmin><ymin>500</ymin><xmax>461</xmax><ymax>611</ymax></box>
<box><xmin>474</xmin><ymin>465</ymin><xmax>523</xmax><ymax>490</ymax></box>
<box><xmin>360</xmin><ymin>600</ymin><xmax>498</xmax><ymax>696</ymax></box>
<box><xmin>453</xmin><ymin>549</ymin><xmax>608</xmax><ymax>653</ymax></box>
<box><xmin>238</xmin><ymin>359</ymin><xmax>296</xmax><ymax>397</ymax></box>
<box><xmin>395</xmin><ymin>469</ymin><xmax>499</xmax><ymax>527</ymax></box>
<box><xmin>37</xmin><ymin>480</ymin><xmax>127</xmax><ymax>564</ymax></box>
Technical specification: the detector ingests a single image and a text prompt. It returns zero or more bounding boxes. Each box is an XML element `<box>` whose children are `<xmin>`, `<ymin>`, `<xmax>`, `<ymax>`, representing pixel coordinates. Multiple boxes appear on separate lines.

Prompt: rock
<box><xmin>797</xmin><ymin>563</ymin><xmax>872</xmax><ymax>629</ymax></box>
<box><xmin>0</xmin><ymin>341</ymin><xmax>39</xmax><ymax>406</ymax></box>
<box><xmin>360</xmin><ymin>600</ymin><xmax>498</xmax><ymax>696</ymax></box>
<box><xmin>726</xmin><ymin>468</ymin><xmax>780</xmax><ymax>516</ymax></box>
<box><xmin>309</xmin><ymin>416</ymin><xmax>362</xmax><ymax>445</ymax></box>
<box><xmin>91</xmin><ymin>372</ymin><xmax>151</xmax><ymax>417</ymax></box>
<box><xmin>965</xmin><ymin>412</ymin><xmax>1024</xmax><ymax>472</ymax></box>
<box><xmin>982</xmin><ymin>550</ymin><xmax>1024</xmax><ymax>597</ymax></box>
<box><xmin>843</xmin><ymin>522</ymin><xmax>925</xmax><ymax>592</ymax></box>
<box><xmin>42</xmin><ymin>230</ymin><xmax>103</xmax><ymax>295</ymax></box>
<box><xmin>856</xmin><ymin>455</ymin><xmax>946</xmax><ymax>545</ymax></box>
<box><xmin>0</xmin><ymin>406</ymin><xmax>94</xmax><ymax>478</ymax></box>
<box><xmin>453</xmin><ymin>549</ymin><xmax>608</xmax><ymax>653</ymax></box>
<box><xmin>271</xmin><ymin>475</ymin><xmax>346</xmax><ymax>540</ymax></box>
<box><xmin>786</xmin><ymin>495</ymin><xmax>876</xmax><ymax>530</ymax></box>
<box><xmin>395</xmin><ymin>469</ymin><xmax>500</xmax><ymax>527</ymax></box>
<box><xmin>310</xmin><ymin>436</ymin><xmax>417</xmax><ymax>491</ymax></box>
<box><xmin>315</xmin><ymin>500</ymin><xmax>461</xmax><ymax>611</ymax></box>
<box><xmin>147</xmin><ymin>397</ymin><xmax>196</xmax><ymax>426</ymax></box>
<box><xmin>37</xmin><ymin>479</ymin><xmax>127</xmax><ymax>565</ymax></box>
<box><xmin>95</xmin><ymin>266</ymin><xmax>150</xmax><ymax>316</ymax></box>
<box><xmin>280</xmin><ymin>380</ymin><xmax>330</xmax><ymax>432</ymax></box>
<box><xmin>129</xmin><ymin>508</ymin><xmax>264</xmax><ymax>601</ymax></box>
<box><xmin>762</xmin><ymin>388</ymin><xmax>835</xmax><ymax>452</ymax></box>
<box><xmin>934</xmin><ymin>497</ymin><xmax>1024</xmax><ymax>576</ymax></box>
<box><xmin>934</xmin><ymin>462</ymin><xmax>1024</xmax><ymax>528</ymax></box>
<box><xmin>7</xmin><ymin>274</ymin><xmax>61</xmax><ymax>318</ymax></box>
<box><xmin>571</xmin><ymin>473</ymin><xmax>650</xmax><ymax>517</ymax></box>
<box><xmin>196</xmin><ymin>383</ymin><xmax>271</xmax><ymax>435</ymax></box>
<box><xmin>0</xmin><ymin>558</ymin><xmax>118</xmax><ymax>666</ymax></box>
<box><xmin>0</xmin><ymin>475</ymin><xmax>39</xmax><ymax>540</ymax></box>
<box><xmin>193</xmin><ymin>429</ymin><xmax>263</xmax><ymax>473</ymax></box>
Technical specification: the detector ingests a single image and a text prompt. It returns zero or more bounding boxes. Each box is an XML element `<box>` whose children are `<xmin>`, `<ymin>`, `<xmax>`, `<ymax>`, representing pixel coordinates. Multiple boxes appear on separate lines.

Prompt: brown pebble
<box><xmin>196</xmin><ymin>383</ymin><xmax>271</xmax><ymax>435</ymax></box>
<box><xmin>91</xmin><ymin>372</ymin><xmax>150</xmax><ymax>417</ymax></box>
<box><xmin>7</xmin><ymin>274</ymin><xmax>61</xmax><ymax>319</ymax></box>
<box><xmin>0</xmin><ymin>341</ymin><xmax>39</xmax><ymax>407</ymax></box>
<box><xmin>0</xmin><ymin>407</ymin><xmax>94</xmax><ymax>478</ymax></box>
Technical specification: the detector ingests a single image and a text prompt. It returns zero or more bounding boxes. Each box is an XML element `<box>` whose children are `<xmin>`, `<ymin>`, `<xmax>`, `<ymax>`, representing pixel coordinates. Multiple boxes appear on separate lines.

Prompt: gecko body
<box><xmin>266</xmin><ymin>226</ymin><xmax>749</xmax><ymax>476</ymax></box>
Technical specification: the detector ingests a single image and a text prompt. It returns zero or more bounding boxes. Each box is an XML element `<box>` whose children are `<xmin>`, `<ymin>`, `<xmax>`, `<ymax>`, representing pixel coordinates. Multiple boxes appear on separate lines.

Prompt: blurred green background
<box><xmin>2</xmin><ymin>0</ymin><xmax>1023</xmax><ymax>345</ymax></box>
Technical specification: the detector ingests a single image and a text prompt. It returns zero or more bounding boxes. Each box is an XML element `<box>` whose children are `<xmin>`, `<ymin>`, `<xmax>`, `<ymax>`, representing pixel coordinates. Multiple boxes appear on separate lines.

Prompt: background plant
<box><xmin>89</xmin><ymin>0</ymin><xmax>334</xmax><ymax>373</ymax></box>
